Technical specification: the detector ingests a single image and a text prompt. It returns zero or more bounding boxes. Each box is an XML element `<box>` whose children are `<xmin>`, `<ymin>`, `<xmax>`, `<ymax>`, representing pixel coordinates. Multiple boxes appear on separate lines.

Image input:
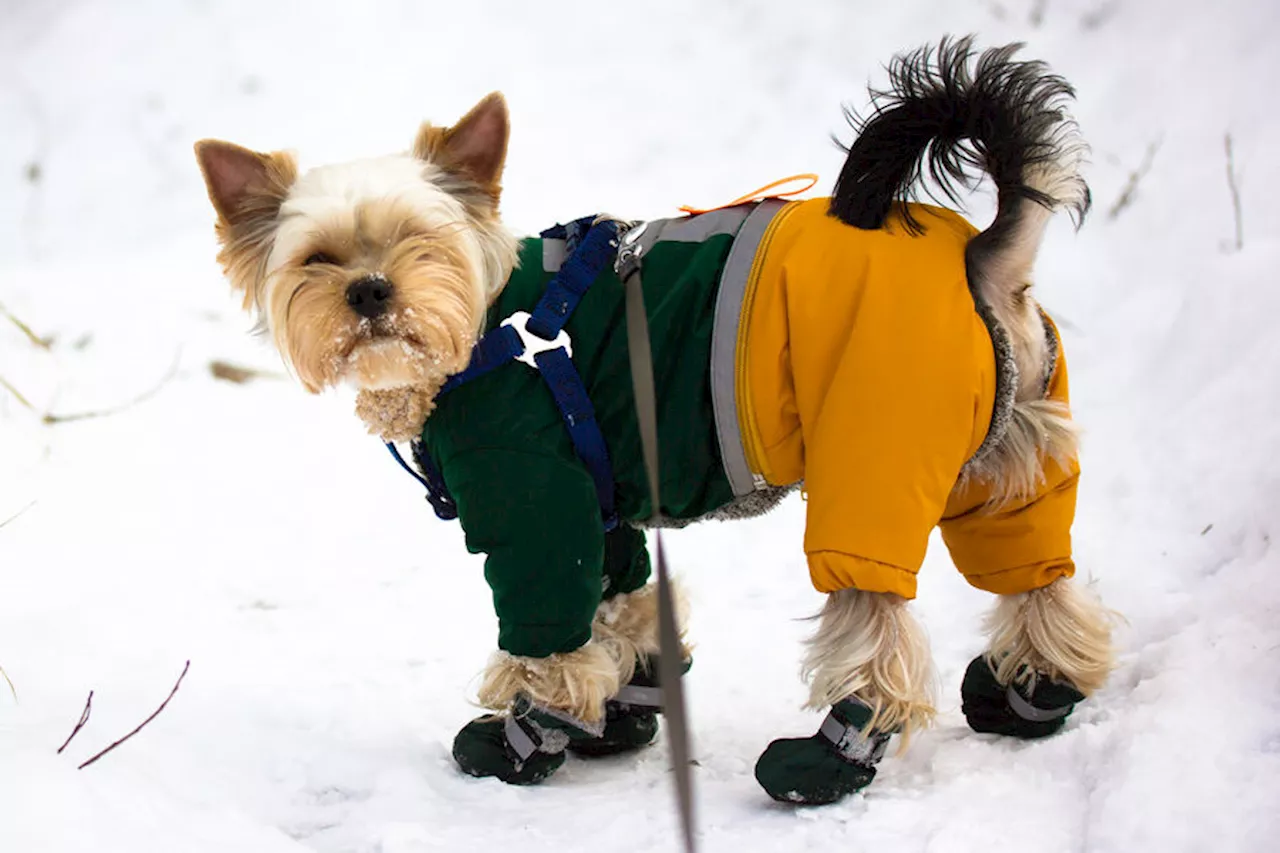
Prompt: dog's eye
<box><xmin>303</xmin><ymin>252</ymin><xmax>337</xmax><ymax>266</ymax></box>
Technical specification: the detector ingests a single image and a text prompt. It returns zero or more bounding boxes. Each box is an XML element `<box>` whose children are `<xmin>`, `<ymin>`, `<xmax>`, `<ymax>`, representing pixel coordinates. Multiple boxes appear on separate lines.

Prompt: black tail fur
<box><xmin>830</xmin><ymin>36</ymin><xmax>1091</xmax><ymax>236</ymax></box>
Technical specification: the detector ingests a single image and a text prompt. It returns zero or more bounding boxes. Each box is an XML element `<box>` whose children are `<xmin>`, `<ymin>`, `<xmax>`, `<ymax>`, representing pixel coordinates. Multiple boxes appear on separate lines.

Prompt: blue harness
<box><xmin>385</xmin><ymin>216</ymin><xmax>623</xmax><ymax>531</ymax></box>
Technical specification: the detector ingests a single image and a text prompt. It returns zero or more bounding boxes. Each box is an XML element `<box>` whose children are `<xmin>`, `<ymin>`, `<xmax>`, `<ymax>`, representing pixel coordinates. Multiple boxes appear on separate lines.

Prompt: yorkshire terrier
<box><xmin>195</xmin><ymin>37</ymin><xmax>1115</xmax><ymax>805</ymax></box>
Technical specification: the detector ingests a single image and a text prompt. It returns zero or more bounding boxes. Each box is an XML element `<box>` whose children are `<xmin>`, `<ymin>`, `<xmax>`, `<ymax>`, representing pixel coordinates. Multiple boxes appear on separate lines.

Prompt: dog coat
<box><xmin>418</xmin><ymin>198</ymin><xmax>1078</xmax><ymax>658</ymax></box>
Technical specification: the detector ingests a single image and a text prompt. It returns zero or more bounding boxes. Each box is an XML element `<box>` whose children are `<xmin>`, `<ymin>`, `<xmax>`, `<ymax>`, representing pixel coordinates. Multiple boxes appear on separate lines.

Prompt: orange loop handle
<box><xmin>678</xmin><ymin>172</ymin><xmax>819</xmax><ymax>216</ymax></box>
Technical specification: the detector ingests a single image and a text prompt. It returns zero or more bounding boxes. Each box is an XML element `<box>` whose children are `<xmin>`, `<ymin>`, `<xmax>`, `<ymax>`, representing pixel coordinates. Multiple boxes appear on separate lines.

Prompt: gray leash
<box><xmin>618</xmin><ymin>224</ymin><xmax>697</xmax><ymax>853</ymax></box>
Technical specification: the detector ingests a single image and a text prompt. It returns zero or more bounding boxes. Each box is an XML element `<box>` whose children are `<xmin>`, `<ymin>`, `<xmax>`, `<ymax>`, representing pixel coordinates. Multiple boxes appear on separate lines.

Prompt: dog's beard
<box><xmin>263</xmin><ymin>231</ymin><xmax>485</xmax><ymax>393</ymax></box>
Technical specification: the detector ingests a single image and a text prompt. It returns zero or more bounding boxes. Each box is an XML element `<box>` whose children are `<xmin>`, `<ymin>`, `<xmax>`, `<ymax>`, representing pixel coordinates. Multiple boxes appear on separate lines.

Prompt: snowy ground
<box><xmin>2</xmin><ymin>1</ymin><xmax>1278</xmax><ymax>851</ymax></box>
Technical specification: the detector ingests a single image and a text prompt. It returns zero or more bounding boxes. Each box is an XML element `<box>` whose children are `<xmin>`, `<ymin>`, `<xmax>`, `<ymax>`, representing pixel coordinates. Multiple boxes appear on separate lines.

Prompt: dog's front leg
<box><xmin>452</xmin><ymin>643</ymin><xmax>620</xmax><ymax>784</ymax></box>
<box><xmin>755</xmin><ymin>588</ymin><xmax>936</xmax><ymax>805</ymax></box>
<box><xmin>962</xmin><ymin>576</ymin><xmax>1115</xmax><ymax>737</ymax></box>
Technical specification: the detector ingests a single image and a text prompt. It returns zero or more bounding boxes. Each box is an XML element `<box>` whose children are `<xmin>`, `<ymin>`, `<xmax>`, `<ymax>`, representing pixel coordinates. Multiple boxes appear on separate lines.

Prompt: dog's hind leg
<box><xmin>961</xmin><ymin>576</ymin><xmax>1115</xmax><ymax>738</ymax></box>
<box><xmin>755</xmin><ymin>588</ymin><xmax>936</xmax><ymax>805</ymax></box>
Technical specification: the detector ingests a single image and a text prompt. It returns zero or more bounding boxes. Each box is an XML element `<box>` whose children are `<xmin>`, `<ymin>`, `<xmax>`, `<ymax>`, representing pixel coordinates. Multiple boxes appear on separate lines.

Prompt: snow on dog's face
<box><xmin>194</xmin><ymin>94</ymin><xmax>518</xmax><ymax>393</ymax></box>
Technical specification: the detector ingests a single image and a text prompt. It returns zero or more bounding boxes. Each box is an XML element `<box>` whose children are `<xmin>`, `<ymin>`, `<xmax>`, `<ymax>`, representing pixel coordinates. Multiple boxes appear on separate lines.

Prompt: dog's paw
<box><xmin>355</xmin><ymin>386</ymin><xmax>435</xmax><ymax>442</ymax></box>
<box><xmin>960</xmin><ymin>655</ymin><xmax>1085</xmax><ymax>739</ymax></box>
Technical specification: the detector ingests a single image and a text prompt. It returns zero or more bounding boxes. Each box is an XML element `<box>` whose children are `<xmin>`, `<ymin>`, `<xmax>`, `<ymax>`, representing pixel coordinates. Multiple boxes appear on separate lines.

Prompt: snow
<box><xmin>2</xmin><ymin>1</ymin><xmax>1278</xmax><ymax>851</ymax></box>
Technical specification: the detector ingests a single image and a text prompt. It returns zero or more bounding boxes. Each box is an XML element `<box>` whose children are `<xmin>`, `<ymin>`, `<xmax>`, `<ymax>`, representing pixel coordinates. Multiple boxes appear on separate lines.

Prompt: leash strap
<box><xmin>619</xmin><ymin>224</ymin><xmax>698</xmax><ymax>853</ymax></box>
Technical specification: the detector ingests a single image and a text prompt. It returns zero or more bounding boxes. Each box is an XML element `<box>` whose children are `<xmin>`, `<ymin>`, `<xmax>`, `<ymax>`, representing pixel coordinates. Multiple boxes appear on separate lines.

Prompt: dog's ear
<box><xmin>413</xmin><ymin>92</ymin><xmax>509</xmax><ymax>196</ymax></box>
<box><xmin>194</xmin><ymin>139</ymin><xmax>296</xmax><ymax>226</ymax></box>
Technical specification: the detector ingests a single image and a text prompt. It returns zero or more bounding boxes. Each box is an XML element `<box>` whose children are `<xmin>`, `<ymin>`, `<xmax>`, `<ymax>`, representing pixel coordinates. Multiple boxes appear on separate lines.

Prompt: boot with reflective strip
<box><xmin>960</xmin><ymin>655</ymin><xmax>1085</xmax><ymax>739</ymax></box>
<box><xmin>452</xmin><ymin>693</ymin><xmax>604</xmax><ymax>785</ymax></box>
<box><xmin>568</xmin><ymin>654</ymin><xmax>691</xmax><ymax>757</ymax></box>
<box><xmin>754</xmin><ymin>696</ymin><xmax>893</xmax><ymax>805</ymax></box>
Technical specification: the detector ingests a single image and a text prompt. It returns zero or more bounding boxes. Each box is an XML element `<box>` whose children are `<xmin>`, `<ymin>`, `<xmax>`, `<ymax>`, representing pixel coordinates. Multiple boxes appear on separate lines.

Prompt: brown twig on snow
<box><xmin>0</xmin><ymin>665</ymin><xmax>16</xmax><ymax>702</ymax></box>
<box><xmin>78</xmin><ymin>661</ymin><xmax>190</xmax><ymax>770</ymax></box>
<box><xmin>57</xmin><ymin>691</ymin><xmax>94</xmax><ymax>754</ymax></box>
<box><xmin>42</xmin><ymin>351</ymin><xmax>182</xmax><ymax>426</ymax></box>
<box><xmin>209</xmin><ymin>359</ymin><xmax>276</xmax><ymax>385</ymax></box>
<box><xmin>1224</xmin><ymin>133</ymin><xmax>1244</xmax><ymax>252</ymax></box>
<box><xmin>0</xmin><ymin>302</ymin><xmax>53</xmax><ymax>349</ymax></box>
<box><xmin>1108</xmin><ymin>139</ymin><xmax>1162</xmax><ymax>220</ymax></box>
<box><xmin>0</xmin><ymin>374</ymin><xmax>37</xmax><ymax>412</ymax></box>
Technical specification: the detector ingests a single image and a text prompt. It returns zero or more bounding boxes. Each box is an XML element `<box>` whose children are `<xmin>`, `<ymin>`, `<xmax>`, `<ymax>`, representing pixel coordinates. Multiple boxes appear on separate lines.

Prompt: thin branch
<box><xmin>209</xmin><ymin>359</ymin><xmax>278</xmax><ymax>385</ymax></box>
<box><xmin>57</xmin><ymin>691</ymin><xmax>94</xmax><ymax>754</ymax></box>
<box><xmin>0</xmin><ymin>303</ymin><xmax>53</xmax><ymax>349</ymax></box>
<box><xmin>0</xmin><ymin>374</ymin><xmax>36</xmax><ymax>412</ymax></box>
<box><xmin>1108</xmin><ymin>139</ymin><xmax>1162</xmax><ymax>220</ymax></box>
<box><xmin>78</xmin><ymin>661</ymin><xmax>189</xmax><ymax>770</ymax></box>
<box><xmin>0</xmin><ymin>665</ymin><xmax>15</xmax><ymax>702</ymax></box>
<box><xmin>43</xmin><ymin>351</ymin><xmax>181</xmax><ymax>426</ymax></box>
<box><xmin>0</xmin><ymin>501</ymin><xmax>36</xmax><ymax>530</ymax></box>
<box><xmin>1225</xmin><ymin>133</ymin><xmax>1244</xmax><ymax>251</ymax></box>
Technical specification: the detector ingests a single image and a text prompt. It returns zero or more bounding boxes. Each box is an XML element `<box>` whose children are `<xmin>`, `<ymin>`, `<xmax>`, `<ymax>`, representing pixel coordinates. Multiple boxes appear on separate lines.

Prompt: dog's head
<box><xmin>195</xmin><ymin>94</ymin><xmax>518</xmax><ymax>393</ymax></box>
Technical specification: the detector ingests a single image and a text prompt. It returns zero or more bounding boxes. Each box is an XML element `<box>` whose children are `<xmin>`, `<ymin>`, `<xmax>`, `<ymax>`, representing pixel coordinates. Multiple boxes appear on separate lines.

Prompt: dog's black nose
<box><xmin>345</xmin><ymin>276</ymin><xmax>393</xmax><ymax>319</ymax></box>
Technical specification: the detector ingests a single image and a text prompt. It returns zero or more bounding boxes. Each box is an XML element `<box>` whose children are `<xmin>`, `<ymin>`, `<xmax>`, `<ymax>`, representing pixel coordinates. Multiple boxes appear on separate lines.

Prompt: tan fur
<box><xmin>802</xmin><ymin>588</ymin><xmax>936</xmax><ymax>741</ymax></box>
<box><xmin>477</xmin><ymin>643</ymin><xmax>619</xmax><ymax>724</ymax></box>
<box><xmin>592</xmin><ymin>581</ymin><xmax>690</xmax><ymax>686</ymax></box>
<box><xmin>968</xmin><ymin>131</ymin><xmax>1089</xmax><ymax>509</ymax></box>
<box><xmin>960</xmin><ymin>398</ymin><xmax>1080</xmax><ymax>508</ymax></box>
<box><xmin>262</xmin><ymin>199</ymin><xmax>488</xmax><ymax>394</ymax></box>
<box><xmin>985</xmin><ymin>576</ymin><xmax>1116</xmax><ymax>696</ymax></box>
<box><xmin>413</xmin><ymin>92</ymin><xmax>509</xmax><ymax>198</ymax></box>
<box><xmin>354</xmin><ymin>385</ymin><xmax>438</xmax><ymax>442</ymax></box>
<box><xmin>194</xmin><ymin>140</ymin><xmax>298</xmax><ymax>311</ymax></box>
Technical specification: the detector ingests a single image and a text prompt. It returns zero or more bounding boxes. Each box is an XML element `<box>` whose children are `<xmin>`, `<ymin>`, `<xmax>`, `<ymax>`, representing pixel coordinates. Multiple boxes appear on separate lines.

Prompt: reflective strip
<box><xmin>817</xmin><ymin>709</ymin><xmax>890</xmax><ymax>765</ymax></box>
<box><xmin>542</xmin><ymin>239</ymin><xmax>566</xmax><ymax>272</ymax></box>
<box><xmin>504</xmin><ymin>714</ymin><xmax>540</xmax><ymax>761</ymax></box>
<box><xmin>709</xmin><ymin>199</ymin><xmax>788</xmax><ymax>497</ymax></box>
<box><xmin>614</xmin><ymin>683</ymin><xmax>663</xmax><ymax>709</ymax></box>
<box><xmin>1006</xmin><ymin>686</ymin><xmax>1073</xmax><ymax>722</ymax></box>
<box><xmin>632</xmin><ymin>206</ymin><xmax>754</xmax><ymax>254</ymax></box>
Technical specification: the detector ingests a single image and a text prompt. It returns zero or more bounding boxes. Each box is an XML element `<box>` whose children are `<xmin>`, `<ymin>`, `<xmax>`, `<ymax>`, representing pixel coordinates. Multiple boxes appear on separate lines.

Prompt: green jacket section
<box><xmin>419</xmin><ymin>224</ymin><xmax>740</xmax><ymax>658</ymax></box>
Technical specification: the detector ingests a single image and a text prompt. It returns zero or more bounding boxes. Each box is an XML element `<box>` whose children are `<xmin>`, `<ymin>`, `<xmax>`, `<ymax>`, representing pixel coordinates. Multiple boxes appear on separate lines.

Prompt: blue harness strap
<box><xmin>387</xmin><ymin>216</ymin><xmax>623</xmax><ymax>530</ymax></box>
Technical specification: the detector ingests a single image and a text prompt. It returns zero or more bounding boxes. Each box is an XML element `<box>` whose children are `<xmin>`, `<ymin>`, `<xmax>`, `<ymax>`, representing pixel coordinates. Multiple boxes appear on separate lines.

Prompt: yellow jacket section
<box><xmin>736</xmin><ymin>197</ymin><xmax>1077</xmax><ymax>599</ymax></box>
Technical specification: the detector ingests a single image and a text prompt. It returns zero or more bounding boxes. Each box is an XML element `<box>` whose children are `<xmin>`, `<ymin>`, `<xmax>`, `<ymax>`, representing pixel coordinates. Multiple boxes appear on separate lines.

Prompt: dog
<box><xmin>195</xmin><ymin>36</ymin><xmax>1115</xmax><ymax>805</ymax></box>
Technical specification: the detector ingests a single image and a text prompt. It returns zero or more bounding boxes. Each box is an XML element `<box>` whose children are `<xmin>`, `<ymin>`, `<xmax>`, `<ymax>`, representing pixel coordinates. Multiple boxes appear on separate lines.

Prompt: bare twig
<box><xmin>1108</xmin><ymin>139</ymin><xmax>1162</xmax><ymax>220</ymax></box>
<box><xmin>0</xmin><ymin>501</ymin><xmax>36</xmax><ymax>530</ymax></box>
<box><xmin>78</xmin><ymin>661</ymin><xmax>189</xmax><ymax>770</ymax></box>
<box><xmin>0</xmin><ymin>374</ymin><xmax>37</xmax><ymax>412</ymax></box>
<box><xmin>0</xmin><ymin>665</ymin><xmax>16</xmax><ymax>702</ymax></box>
<box><xmin>0</xmin><ymin>303</ymin><xmax>53</xmax><ymax>349</ymax></box>
<box><xmin>1225</xmin><ymin>133</ymin><xmax>1244</xmax><ymax>251</ymax></box>
<box><xmin>43</xmin><ymin>351</ymin><xmax>181</xmax><ymax>426</ymax></box>
<box><xmin>57</xmin><ymin>691</ymin><xmax>94</xmax><ymax>754</ymax></box>
<box><xmin>209</xmin><ymin>359</ymin><xmax>277</xmax><ymax>385</ymax></box>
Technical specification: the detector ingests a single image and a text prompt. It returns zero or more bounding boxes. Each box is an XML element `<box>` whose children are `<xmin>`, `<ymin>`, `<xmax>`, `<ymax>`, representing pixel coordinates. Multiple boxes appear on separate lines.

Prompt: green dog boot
<box><xmin>452</xmin><ymin>694</ymin><xmax>604</xmax><ymax>785</ymax></box>
<box><xmin>755</xmin><ymin>697</ymin><xmax>892</xmax><ymax>805</ymax></box>
<box><xmin>568</xmin><ymin>655</ymin><xmax>690</xmax><ymax>758</ymax></box>
<box><xmin>960</xmin><ymin>655</ymin><xmax>1086</xmax><ymax>739</ymax></box>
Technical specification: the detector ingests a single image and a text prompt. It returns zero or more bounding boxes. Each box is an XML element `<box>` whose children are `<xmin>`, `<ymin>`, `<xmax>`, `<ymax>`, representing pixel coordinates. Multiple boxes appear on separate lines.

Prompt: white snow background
<box><xmin>2</xmin><ymin>1</ymin><xmax>1278</xmax><ymax>851</ymax></box>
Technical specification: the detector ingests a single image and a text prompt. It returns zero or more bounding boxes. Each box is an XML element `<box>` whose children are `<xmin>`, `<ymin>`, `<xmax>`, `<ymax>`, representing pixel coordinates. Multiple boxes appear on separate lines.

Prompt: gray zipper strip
<box><xmin>708</xmin><ymin>199</ymin><xmax>788</xmax><ymax>497</ymax></box>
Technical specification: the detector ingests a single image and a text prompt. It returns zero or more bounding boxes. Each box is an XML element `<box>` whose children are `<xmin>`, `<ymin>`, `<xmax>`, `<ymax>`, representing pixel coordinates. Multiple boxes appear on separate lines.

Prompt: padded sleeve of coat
<box><xmin>939</xmin><ymin>330</ymin><xmax>1079</xmax><ymax>595</ymax></box>
<box><xmin>446</xmin><ymin>448</ymin><xmax>605</xmax><ymax>658</ymax></box>
<box><xmin>801</xmin><ymin>269</ymin><xmax>995</xmax><ymax>602</ymax></box>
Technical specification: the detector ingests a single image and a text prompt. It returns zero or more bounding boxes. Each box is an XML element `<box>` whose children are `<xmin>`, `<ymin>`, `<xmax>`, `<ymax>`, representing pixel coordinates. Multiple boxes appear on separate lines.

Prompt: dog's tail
<box><xmin>831</xmin><ymin>36</ymin><xmax>1089</xmax><ymax>501</ymax></box>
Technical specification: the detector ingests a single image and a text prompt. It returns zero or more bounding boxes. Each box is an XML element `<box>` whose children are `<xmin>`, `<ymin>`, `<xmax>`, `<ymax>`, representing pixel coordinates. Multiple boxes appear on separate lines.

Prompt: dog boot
<box><xmin>754</xmin><ymin>696</ymin><xmax>892</xmax><ymax>805</ymax></box>
<box><xmin>568</xmin><ymin>654</ymin><xmax>691</xmax><ymax>757</ymax></box>
<box><xmin>960</xmin><ymin>655</ymin><xmax>1086</xmax><ymax>739</ymax></box>
<box><xmin>452</xmin><ymin>693</ymin><xmax>604</xmax><ymax>785</ymax></box>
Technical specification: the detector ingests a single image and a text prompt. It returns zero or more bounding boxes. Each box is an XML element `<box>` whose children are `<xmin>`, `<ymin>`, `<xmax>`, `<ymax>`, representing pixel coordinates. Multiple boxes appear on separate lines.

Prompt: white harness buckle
<box><xmin>501</xmin><ymin>310</ymin><xmax>572</xmax><ymax>368</ymax></box>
